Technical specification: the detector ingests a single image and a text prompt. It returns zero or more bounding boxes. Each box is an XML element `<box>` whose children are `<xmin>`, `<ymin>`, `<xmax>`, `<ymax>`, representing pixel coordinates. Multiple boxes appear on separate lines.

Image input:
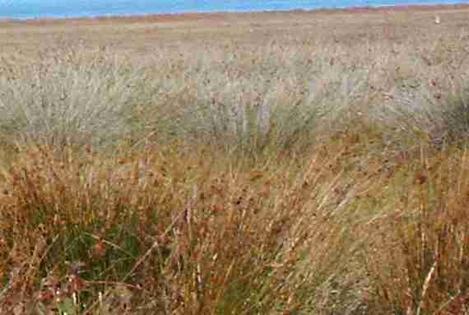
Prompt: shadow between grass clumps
<box><xmin>441</xmin><ymin>89</ymin><xmax>469</xmax><ymax>146</ymax></box>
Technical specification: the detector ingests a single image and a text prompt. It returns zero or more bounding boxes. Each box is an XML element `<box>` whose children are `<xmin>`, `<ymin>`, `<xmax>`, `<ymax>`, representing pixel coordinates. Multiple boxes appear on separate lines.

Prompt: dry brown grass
<box><xmin>1</xmin><ymin>5</ymin><xmax>469</xmax><ymax>314</ymax></box>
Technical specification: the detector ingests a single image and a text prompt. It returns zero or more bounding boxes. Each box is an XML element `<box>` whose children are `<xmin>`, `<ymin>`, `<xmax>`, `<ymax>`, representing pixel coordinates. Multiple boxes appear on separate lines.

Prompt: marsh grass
<box><xmin>0</xmin><ymin>142</ymin><xmax>368</xmax><ymax>313</ymax></box>
<box><xmin>364</xmin><ymin>148</ymin><xmax>469</xmax><ymax>314</ymax></box>
<box><xmin>2</xmin><ymin>8</ymin><xmax>469</xmax><ymax>314</ymax></box>
<box><xmin>0</xmin><ymin>48</ymin><xmax>158</xmax><ymax>148</ymax></box>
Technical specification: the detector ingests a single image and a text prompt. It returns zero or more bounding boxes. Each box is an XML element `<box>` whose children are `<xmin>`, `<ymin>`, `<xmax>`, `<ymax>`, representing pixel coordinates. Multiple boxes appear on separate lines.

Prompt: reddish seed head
<box><xmin>93</xmin><ymin>239</ymin><xmax>107</xmax><ymax>258</ymax></box>
<box><xmin>415</xmin><ymin>172</ymin><xmax>427</xmax><ymax>185</ymax></box>
<box><xmin>68</xmin><ymin>274</ymin><xmax>86</xmax><ymax>294</ymax></box>
<box><xmin>37</xmin><ymin>290</ymin><xmax>55</xmax><ymax>303</ymax></box>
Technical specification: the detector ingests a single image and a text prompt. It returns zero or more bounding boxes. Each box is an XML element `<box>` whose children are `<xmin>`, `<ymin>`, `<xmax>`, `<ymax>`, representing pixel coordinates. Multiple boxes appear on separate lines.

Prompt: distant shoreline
<box><xmin>1</xmin><ymin>3</ymin><xmax>468</xmax><ymax>24</ymax></box>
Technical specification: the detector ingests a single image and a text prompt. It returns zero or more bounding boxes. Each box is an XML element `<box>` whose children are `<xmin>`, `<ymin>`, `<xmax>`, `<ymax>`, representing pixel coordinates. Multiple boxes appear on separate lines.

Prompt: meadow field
<box><xmin>1</xmin><ymin>5</ymin><xmax>469</xmax><ymax>314</ymax></box>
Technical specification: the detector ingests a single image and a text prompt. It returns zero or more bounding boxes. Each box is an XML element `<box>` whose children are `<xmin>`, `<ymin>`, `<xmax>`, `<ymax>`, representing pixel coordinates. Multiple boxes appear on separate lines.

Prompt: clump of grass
<box><xmin>375</xmin><ymin>85</ymin><xmax>469</xmax><ymax>151</ymax></box>
<box><xmin>441</xmin><ymin>90</ymin><xmax>469</xmax><ymax>145</ymax></box>
<box><xmin>364</xmin><ymin>148</ymin><xmax>469</xmax><ymax>314</ymax></box>
<box><xmin>0</xmin><ymin>48</ymin><xmax>155</xmax><ymax>148</ymax></box>
<box><xmin>0</xmin><ymin>141</ymin><xmax>368</xmax><ymax>313</ymax></box>
<box><xmin>136</xmin><ymin>42</ymin><xmax>369</xmax><ymax>154</ymax></box>
<box><xmin>0</xmin><ymin>45</ymin><xmax>366</xmax><ymax>156</ymax></box>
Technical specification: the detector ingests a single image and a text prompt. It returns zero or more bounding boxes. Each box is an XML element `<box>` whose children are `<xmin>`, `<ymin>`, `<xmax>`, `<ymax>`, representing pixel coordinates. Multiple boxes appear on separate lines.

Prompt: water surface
<box><xmin>0</xmin><ymin>0</ymin><xmax>467</xmax><ymax>19</ymax></box>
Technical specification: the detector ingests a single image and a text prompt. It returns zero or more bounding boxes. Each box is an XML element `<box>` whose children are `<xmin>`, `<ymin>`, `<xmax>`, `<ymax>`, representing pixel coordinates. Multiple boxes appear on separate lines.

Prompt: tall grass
<box><xmin>0</xmin><ymin>49</ymin><xmax>155</xmax><ymax>148</ymax></box>
<box><xmin>0</xmin><ymin>143</ymin><xmax>368</xmax><ymax>313</ymax></box>
<box><xmin>1</xmin><ymin>9</ymin><xmax>469</xmax><ymax>314</ymax></box>
<box><xmin>365</xmin><ymin>148</ymin><xmax>469</xmax><ymax>314</ymax></box>
<box><xmin>1</xmin><ymin>42</ymin><xmax>371</xmax><ymax>153</ymax></box>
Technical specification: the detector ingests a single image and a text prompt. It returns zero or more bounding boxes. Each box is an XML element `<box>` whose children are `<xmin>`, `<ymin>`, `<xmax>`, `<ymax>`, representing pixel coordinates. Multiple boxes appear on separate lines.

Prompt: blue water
<box><xmin>0</xmin><ymin>0</ymin><xmax>467</xmax><ymax>19</ymax></box>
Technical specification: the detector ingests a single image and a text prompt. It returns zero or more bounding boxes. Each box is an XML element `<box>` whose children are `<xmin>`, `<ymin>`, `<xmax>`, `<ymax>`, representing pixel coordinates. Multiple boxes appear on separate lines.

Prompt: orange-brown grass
<box><xmin>0</xmin><ymin>139</ymin><xmax>371</xmax><ymax>313</ymax></box>
<box><xmin>364</xmin><ymin>147</ymin><xmax>469</xmax><ymax>314</ymax></box>
<box><xmin>1</xmin><ymin>124</ymin><xmax>469</xmax><ymax>313</ymax></box>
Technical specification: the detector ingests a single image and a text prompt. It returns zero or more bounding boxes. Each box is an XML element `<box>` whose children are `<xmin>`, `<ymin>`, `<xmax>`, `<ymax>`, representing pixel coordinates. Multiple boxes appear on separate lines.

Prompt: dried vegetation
<box><xmin>1</xmin><ymin>6</ymin><xmax>469</xmax><ymax>314</ymax></box>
